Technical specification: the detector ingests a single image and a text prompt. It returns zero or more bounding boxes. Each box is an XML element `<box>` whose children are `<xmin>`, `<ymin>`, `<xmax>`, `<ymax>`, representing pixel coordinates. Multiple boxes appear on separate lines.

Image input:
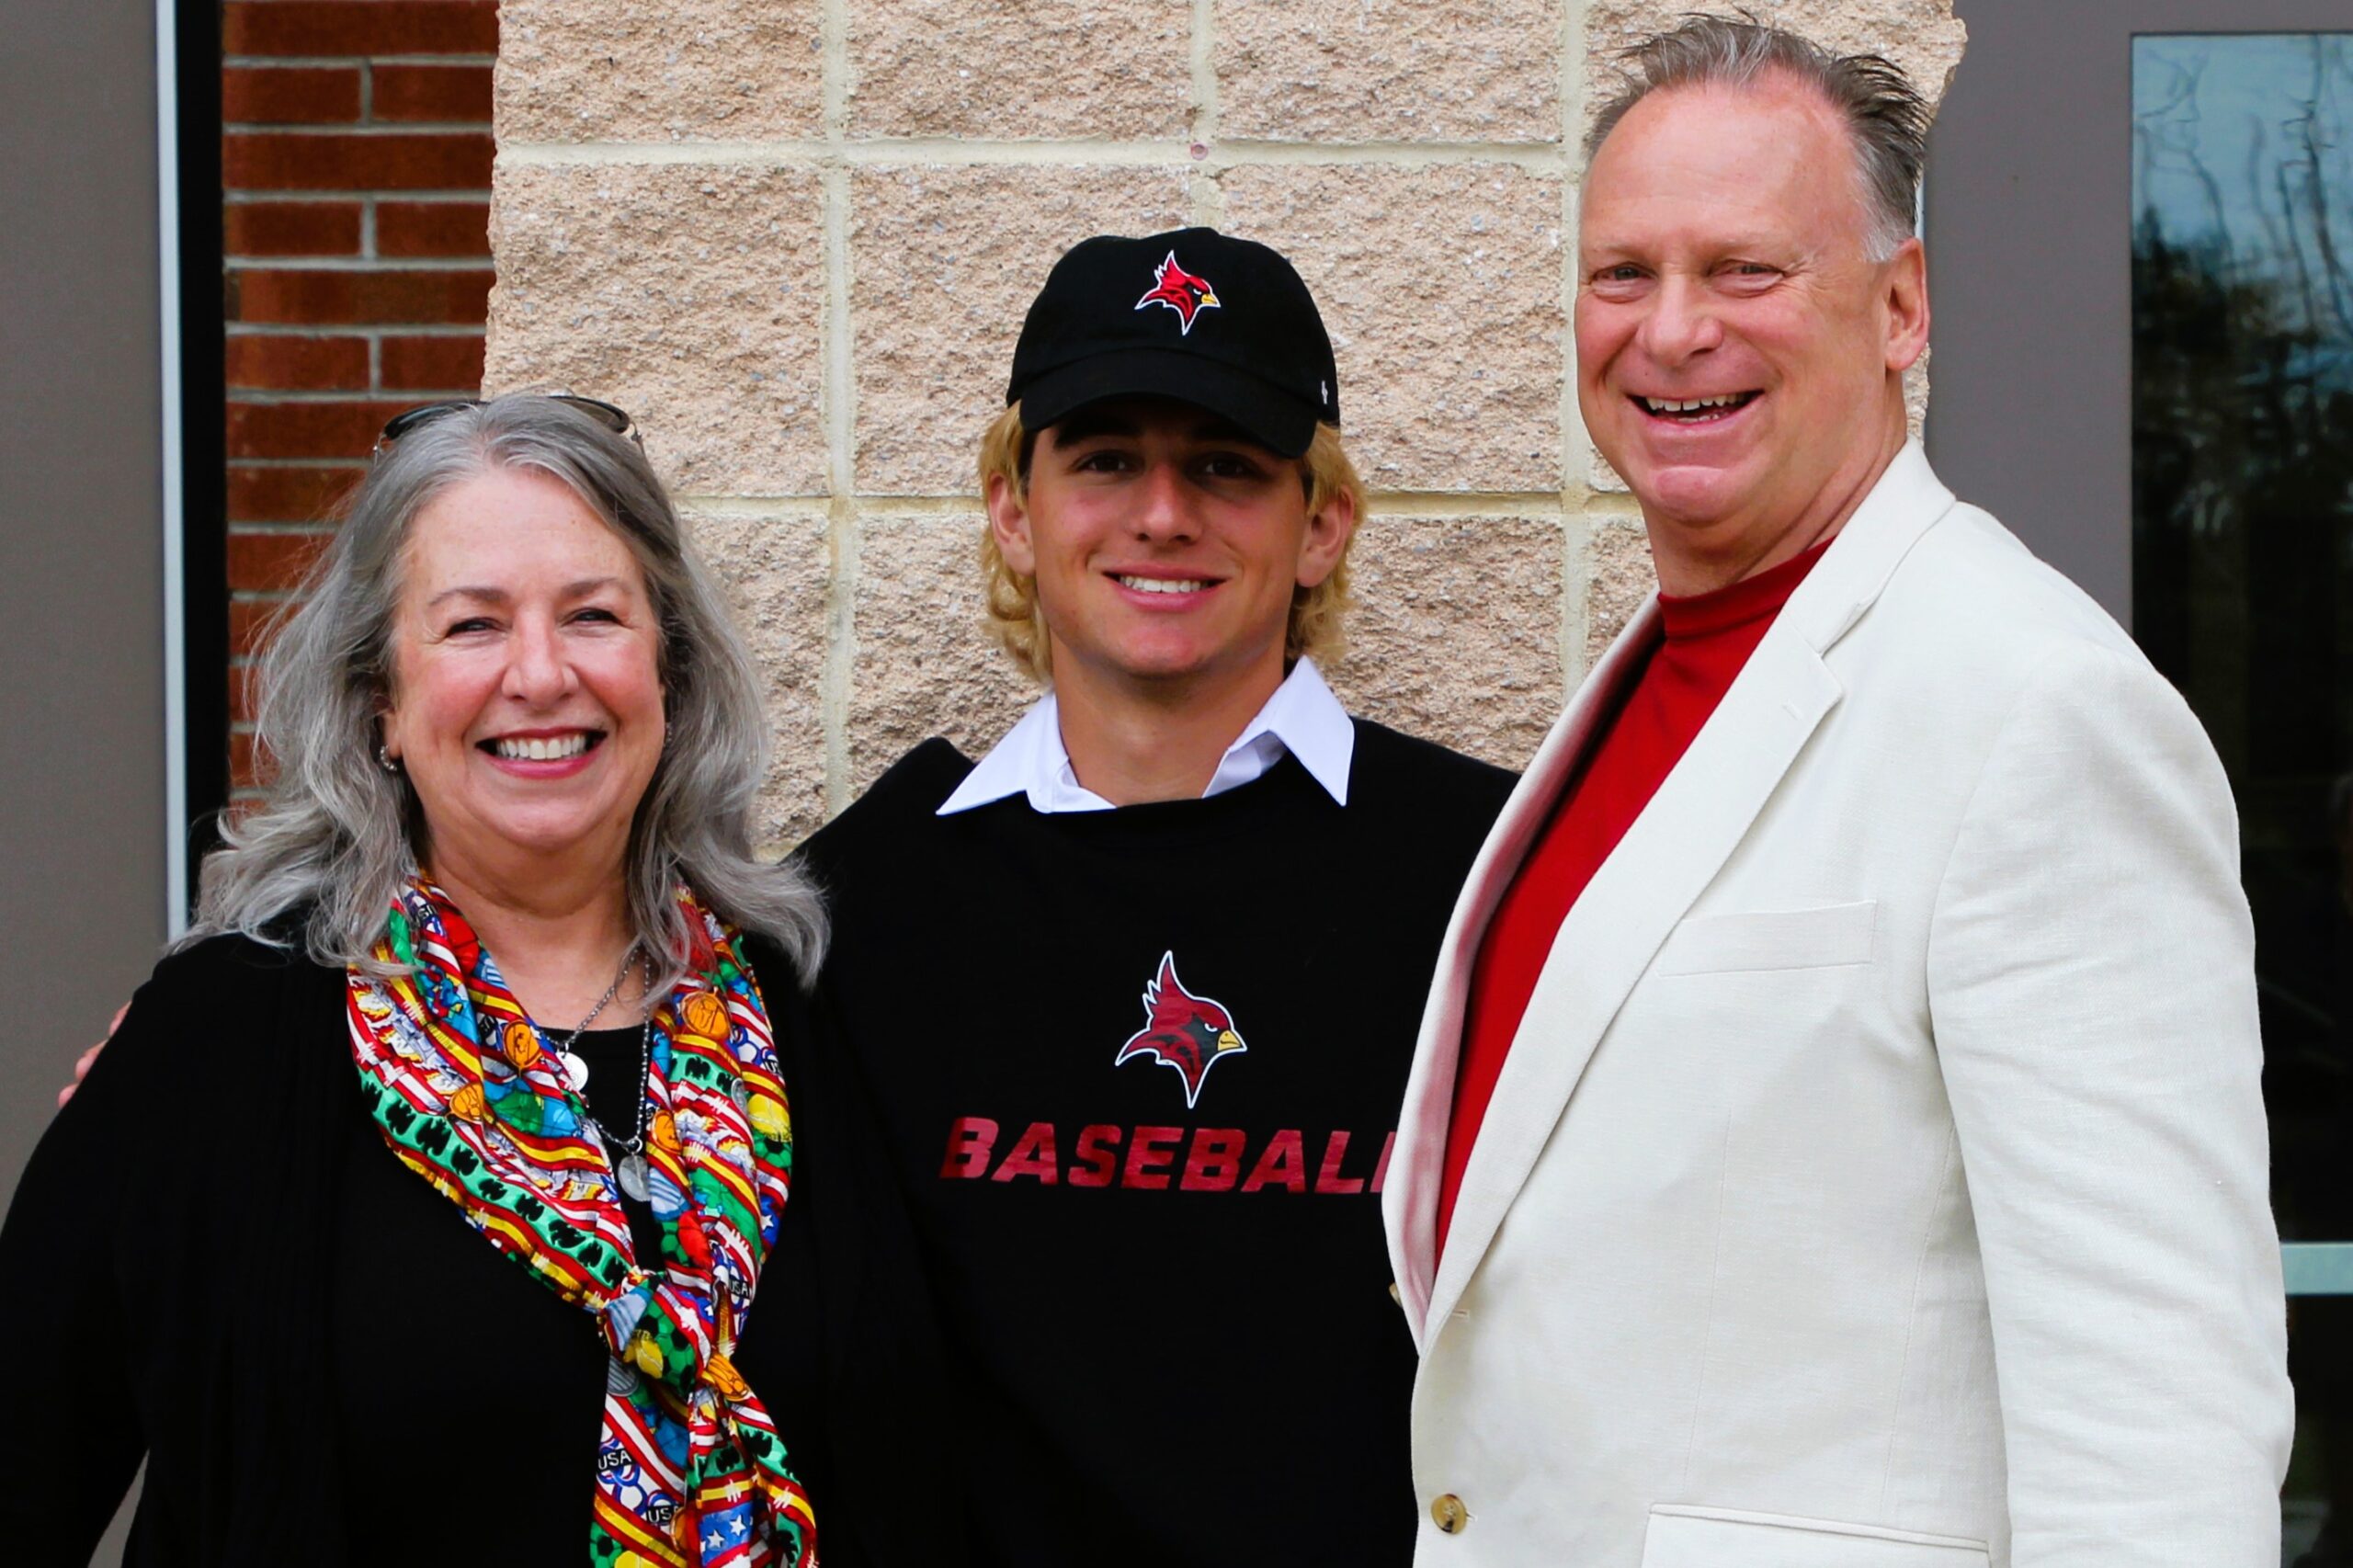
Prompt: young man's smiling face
<box><xmin>986</xmin><ymin>395</ymin><xmax>1353</xmax><ymax>700</ymax></box>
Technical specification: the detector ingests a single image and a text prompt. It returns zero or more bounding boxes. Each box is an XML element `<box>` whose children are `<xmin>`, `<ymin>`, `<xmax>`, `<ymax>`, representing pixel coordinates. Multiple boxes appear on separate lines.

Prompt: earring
<box><xmin>377</xmin><ymin>745</ymin><xmax>401</xmax><ymax>775</ymax></box>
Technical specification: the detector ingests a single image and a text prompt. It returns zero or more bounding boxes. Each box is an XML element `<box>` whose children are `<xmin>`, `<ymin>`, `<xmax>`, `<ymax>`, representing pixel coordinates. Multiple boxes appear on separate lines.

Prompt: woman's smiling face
<box><xmin>379</xmin><ymin>465</ymin><xmax>666</xmax><ymax>886</ymax></box>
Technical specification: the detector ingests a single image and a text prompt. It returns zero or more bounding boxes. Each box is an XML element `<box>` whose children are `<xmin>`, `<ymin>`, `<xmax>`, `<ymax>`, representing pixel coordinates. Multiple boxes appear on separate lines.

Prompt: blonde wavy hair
<box><xmin>976</xmin><ymin>401</ymin><xmax>1365</xmax><ymax>683</ymax></box>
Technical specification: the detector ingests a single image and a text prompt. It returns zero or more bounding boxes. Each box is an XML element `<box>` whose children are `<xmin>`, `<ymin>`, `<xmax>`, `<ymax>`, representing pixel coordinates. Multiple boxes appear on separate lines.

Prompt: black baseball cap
<box><xmin>1006</xmin><ymin>227</ymin><xmax>1341</xmax><ymax>459</ymax></box>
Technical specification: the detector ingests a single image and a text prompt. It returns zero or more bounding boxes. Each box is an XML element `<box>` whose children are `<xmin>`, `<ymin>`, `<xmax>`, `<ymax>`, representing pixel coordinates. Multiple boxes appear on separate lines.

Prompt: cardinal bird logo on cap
<box><xmin>1116</xmin><ymin>952</ymin><xmax>1246</xmax><ymax>1108</ymax></box>
<box><xmin>1134</xmin><ymin>252</ymin><xmax>1222</xmax><ymax>335</ymax></box>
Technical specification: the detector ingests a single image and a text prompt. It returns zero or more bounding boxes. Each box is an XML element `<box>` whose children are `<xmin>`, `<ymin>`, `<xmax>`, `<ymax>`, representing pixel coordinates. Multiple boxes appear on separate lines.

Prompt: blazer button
<box><xmin>1431</xmin><ymin>1494</ymin><xmax>1469</xmax><ymax>1534</ymax></box>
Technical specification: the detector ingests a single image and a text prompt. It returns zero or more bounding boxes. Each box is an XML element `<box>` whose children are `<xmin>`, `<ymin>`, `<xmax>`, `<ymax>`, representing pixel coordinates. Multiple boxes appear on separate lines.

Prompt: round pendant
<box><xmin>617</xmin><ymin>1153</ymin><xmax>652</xmax><ymax>1203</ymax></box>
<box><xmin>730</xmin><ymin>1078</ymin><xmax>753</xmax><ymax>1111</ymax></box>
<box><xmin>561</xmin><ymin>1051</ymin><xmax>590</xmax><ymax>1092</ymax></box>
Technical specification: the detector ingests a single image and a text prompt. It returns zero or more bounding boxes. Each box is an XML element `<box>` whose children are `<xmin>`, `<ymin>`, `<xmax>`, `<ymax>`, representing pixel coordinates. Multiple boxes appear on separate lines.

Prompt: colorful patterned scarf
<box><xmin>347</xmin><ymin>875</ymin><xmax>816</xmax><ymax>1567</ymax></box>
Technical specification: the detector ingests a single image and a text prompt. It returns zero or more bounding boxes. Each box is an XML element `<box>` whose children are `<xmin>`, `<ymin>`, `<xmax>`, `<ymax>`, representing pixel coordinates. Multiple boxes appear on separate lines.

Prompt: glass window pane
<box><xmin>2133</xmin><ymin>33</ymin><xmax>2353</xmax><ymax>1565</ymax></box>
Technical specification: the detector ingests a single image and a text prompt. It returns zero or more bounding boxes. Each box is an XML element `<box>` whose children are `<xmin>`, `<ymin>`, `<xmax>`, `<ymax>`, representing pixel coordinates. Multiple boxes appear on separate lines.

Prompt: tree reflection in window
<box><xmin>2133</xmin><ymin>33</ymin><xmax>2353</xmax><ymax>1568</ymax></box>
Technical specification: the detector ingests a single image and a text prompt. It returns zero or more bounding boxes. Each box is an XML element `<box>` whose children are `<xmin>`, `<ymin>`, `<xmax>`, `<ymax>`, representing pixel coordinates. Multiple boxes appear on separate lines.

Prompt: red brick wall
<box><xmin>222</xmin><ymin>0</ymin><xmax>497</xmax><ymax>792</ymax></box>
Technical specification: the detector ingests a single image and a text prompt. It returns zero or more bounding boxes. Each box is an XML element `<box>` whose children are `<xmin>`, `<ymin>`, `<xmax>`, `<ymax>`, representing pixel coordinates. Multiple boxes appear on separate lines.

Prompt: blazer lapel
<box><xmin>1423</xmin><ymin>631</ymin><xmax>1842</xmax><ymax>1327</ymax></box>
<box><xmin>1408</xmin><ymin>442</ymin><xmax>1961</xmax><ymax>1340</ymax></box>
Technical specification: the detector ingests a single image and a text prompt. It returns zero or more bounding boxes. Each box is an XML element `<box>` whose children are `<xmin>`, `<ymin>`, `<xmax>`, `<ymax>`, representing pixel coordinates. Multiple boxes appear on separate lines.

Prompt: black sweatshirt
<box><xmin>793</xmin><ymin>719</ymin><xmax>1514</xmax><ymax>1568</ymax></box>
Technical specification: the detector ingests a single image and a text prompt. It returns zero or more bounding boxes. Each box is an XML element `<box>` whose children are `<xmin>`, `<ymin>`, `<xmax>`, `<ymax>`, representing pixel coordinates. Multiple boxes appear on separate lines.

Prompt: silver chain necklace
<box><xmin>561</xmin><ymin>949</ymin><xmax>659</xmax><ymax>1203</ymax></box>
<box><xmin>538</xmin><ymin>941</ymin><xmax>640</xmax><ymax>1094</ymax></box>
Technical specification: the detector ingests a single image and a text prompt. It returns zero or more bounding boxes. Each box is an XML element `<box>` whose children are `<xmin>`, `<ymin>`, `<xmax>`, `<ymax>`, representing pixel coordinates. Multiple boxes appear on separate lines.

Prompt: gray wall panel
<box><xmin>0</xmin><ymin>2</ymin><xmax>170</xmax><ymax>1554</ymax></box>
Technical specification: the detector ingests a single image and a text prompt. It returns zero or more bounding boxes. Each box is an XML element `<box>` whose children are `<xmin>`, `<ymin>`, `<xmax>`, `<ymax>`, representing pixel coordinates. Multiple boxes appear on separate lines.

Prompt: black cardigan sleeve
<box><xmin>0</xmin><ymin>958</ymin><xmax>176</xmax><ymax>1562</ymax></box>
<box><xmin>0</xmin><ymin>937</ymin><xmax>355</xmax><ymax>1568</ymax></box>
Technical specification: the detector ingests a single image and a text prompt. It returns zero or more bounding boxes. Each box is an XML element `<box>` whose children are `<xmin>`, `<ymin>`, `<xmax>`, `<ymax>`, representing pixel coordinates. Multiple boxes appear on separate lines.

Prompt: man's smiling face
<box><xmin>986</xmin><ymin>395</ymin><xmax>1351</xmax><ymax>697</ymax></box>
<box><xmin>1575</xmin><ymin>73</ymin><xmax>1926</xmax><ymax>577</ymax></box>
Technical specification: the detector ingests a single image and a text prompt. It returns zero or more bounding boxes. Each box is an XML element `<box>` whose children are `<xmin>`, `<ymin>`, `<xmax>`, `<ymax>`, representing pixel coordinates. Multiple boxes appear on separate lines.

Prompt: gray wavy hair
<box><xmin>1587</xmin><ymin>15</ymin><xmax>1931</xmax><ymax>263</ymax></box>
<box><xmin>187</xmin><ymin>394</ymin><xmax>826</xmax><ymax>991</ymax></box>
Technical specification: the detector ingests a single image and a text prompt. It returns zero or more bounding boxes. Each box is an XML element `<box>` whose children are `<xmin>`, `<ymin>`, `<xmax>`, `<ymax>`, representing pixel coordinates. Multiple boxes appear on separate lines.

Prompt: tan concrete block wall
<box><xmin>487</xmin><ymin>0</ymin><xmax>1962</xmax><ymax>851</ymax></box>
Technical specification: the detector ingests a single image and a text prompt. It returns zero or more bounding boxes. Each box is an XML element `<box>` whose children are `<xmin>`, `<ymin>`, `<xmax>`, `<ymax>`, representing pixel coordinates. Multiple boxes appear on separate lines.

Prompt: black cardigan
<box><xmin>0</xmin><ymin>931</ymin><xmax>965</xmax><ymax>1567</ymax></box>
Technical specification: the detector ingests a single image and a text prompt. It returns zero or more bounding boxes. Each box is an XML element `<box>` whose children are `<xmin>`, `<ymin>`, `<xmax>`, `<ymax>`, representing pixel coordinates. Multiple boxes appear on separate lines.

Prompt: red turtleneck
<box><xmin>1435</xmin><ymin>538</ymin><xmax>1833</xmax><ymax>1255</ymax></box>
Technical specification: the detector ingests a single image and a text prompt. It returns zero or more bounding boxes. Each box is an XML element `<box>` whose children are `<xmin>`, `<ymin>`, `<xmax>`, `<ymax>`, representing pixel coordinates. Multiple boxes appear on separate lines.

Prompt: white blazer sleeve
<box><xmin>1926</xmin><ymin>642</ymin><xmax>2291</xmax><ymax>1566</ymax></box>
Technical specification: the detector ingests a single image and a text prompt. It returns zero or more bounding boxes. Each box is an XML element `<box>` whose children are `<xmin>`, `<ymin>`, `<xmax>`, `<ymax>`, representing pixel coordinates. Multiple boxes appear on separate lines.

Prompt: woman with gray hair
<box><xmin>0</xmin><ymin>394</ymin><xmax>833</xmax><ymax>1565</ymax></box>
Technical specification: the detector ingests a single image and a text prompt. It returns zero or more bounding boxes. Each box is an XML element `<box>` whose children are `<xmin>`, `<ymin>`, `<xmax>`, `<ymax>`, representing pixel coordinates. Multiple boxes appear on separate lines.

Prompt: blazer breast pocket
<box><xmin>1652</xmin><ymin>900</ymin><xmax>1878</xmax><ymax>977</ymax></box>
<box><xmin>1641</xmin><ymin>1506</ymin><xmax>1989</xmax><ymax>1567</ymax></box>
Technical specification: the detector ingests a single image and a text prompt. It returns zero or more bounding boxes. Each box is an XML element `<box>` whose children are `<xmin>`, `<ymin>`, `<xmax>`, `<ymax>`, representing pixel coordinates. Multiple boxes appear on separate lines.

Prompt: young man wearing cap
<box><xmin>785</xmin><ymin>229</ymin><xmax>1515</xmax><ymax>1565</ymax></box>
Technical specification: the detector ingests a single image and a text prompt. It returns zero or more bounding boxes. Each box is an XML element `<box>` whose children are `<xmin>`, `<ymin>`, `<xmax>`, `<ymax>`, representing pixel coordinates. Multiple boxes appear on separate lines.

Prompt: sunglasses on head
<box><xmin>374</xmin><ymin>395</ymin><xmax>642</xmax><ymax>455</ymax></box>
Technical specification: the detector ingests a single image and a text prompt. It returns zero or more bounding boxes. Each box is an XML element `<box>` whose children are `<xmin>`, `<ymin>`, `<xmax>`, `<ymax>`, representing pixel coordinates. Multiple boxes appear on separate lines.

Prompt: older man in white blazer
<box><xmin>1383</xmin><ymin>17</ymin><xmax>2292</xmax><ymax>1567</ymax></box>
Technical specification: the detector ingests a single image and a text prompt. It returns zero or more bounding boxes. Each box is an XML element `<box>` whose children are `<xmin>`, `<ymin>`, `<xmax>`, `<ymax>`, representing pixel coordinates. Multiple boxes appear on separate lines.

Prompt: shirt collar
<box><xmin>936</xmin><ymin>657</ymin><xmax>1355</xmax><ymax>815</ymax></box>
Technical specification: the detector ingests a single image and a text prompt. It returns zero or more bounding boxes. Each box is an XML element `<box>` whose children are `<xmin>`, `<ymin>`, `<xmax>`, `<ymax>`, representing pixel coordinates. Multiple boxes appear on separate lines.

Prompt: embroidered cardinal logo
<box><xmin>1134</xmin><ymin>252</ymin><xmax>1222</xmax><ymax>335</ymax></box>
<box><xmin>1116</xmin><ymin>952</ymin><xmax>1246</xmax><ymax>1108</ymax></box>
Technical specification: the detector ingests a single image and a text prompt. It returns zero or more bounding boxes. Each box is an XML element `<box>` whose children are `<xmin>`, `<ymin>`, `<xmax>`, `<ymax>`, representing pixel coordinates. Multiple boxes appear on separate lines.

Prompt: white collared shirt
<box><xmin>936</xmin><ymin>657</ymin><xmax>1356</xmax><ymax>815</ymax></box>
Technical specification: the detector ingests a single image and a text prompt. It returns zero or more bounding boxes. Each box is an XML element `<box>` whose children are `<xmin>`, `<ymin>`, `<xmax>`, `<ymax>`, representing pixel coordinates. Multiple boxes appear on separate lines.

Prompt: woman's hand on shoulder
<box><xmin>57</xmin><ymin>1004</ymin><xmax>126</xmax><ymax>1109</ymax></box>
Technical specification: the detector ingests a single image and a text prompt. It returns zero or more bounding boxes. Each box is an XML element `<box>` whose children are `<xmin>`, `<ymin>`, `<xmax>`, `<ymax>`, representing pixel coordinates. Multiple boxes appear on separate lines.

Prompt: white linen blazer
<box><xmin>1383</xmin><ymin>445</ymin><xmax>2292</xmax><ymax>1567</ymax></box>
